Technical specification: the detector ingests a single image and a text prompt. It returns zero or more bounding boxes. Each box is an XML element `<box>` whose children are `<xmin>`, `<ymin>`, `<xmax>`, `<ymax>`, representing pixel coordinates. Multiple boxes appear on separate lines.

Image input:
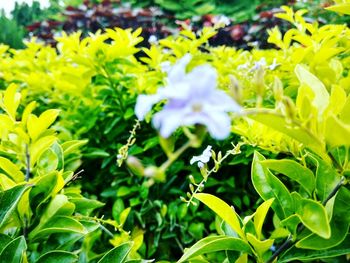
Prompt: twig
<box><xmin>25</xmin><ymin>144</ymin><xmax>30</xmax><ymax>182</ymax></box>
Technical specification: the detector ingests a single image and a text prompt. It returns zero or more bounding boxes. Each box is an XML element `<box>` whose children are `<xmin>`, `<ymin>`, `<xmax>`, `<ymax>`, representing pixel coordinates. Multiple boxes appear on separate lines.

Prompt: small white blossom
<box><xmin>250</xmin><ymin>58</ymin><xmax>267</xmax><ymax>72</ymax></box>
<box><xmin>213</xmin><ymin>15</ymin><xmax>231</xmax><ymax>27</ymax></box>
<box><xmin>148</xmin><ymin>35</ymin><xmax>158</xmax><ymax>45</ymax></box>
<box><xmin>135</xmin><ymin>54</ymin><xmax>242</xmax><ymax>140</ymax></box>
<box><xmin>268</xmin><ymin>58</ymin><xmax>280</xmax><ymax>70</ymax></box>
<box><xmin>190</xmin><ymin>145</ymin><xmax>212</xmax><ymax>168</ymax></box>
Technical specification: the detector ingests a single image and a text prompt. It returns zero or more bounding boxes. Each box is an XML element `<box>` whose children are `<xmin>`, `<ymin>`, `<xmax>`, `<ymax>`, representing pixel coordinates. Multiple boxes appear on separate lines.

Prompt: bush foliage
<box><xmin>0</xmin><ymin>2</ymin><xmax>350</xmax><ymax>262</ymax></box>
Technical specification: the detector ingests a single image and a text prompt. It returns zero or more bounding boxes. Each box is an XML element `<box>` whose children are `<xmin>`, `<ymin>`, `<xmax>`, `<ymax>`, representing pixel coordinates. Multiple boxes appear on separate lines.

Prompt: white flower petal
<box><xmin>207</xmin><ymin>90</ymin><xmax>242</xmax><ymax>113</ymax></box>
<box><xmin>190</xmin><ymin>145</ymin><xmax>212</xmax><ymax>165</ymax></box>
<box><xmin>135</xmin><ymin>93</ymin><xmax>164</xmax><ymax>121</ymax></box>
<box><xmin>152</xmin><ymin>107</ymin><xmax>186</xmax><ymax>138</ymax></box>
<box><xmin>186</xmin><ymin>64</ymin><xmax>217</xmax><ymax>96</ymax></box>
<box><xmin>167</xmin><ymin>54</ymin><xmax>192</xmax><ymax>83</ymax></box>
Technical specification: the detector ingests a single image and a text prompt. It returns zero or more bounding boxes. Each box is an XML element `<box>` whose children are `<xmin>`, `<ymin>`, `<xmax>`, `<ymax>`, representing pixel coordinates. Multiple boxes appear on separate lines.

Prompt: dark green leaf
<box><xmin>36</xmin><ymin>251</ymin><xmax>78</xmax><ymax>263</ymax></box>
<box><xmin>0</xmin><ymin>184</ymin><xmax>30</xmax><ymax>230</ymax></box>
<box><xmin>0</xmin><ymin>236</ymin><xmax>26</xmax><ymax>263</ymax></box>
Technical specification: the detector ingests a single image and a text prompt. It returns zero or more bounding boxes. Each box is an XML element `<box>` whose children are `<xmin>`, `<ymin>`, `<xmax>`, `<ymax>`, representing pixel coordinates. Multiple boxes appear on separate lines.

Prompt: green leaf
<box><xmin>280</xmin><ymin>234</ymin><xmax>350</xmax><ymax>262</ymax></box>
<box><xmin>260</xmin><ymin>159</ymin><xmax>315</xmax><ymax>196</ymax></box>
<box><xmin>98</xmin><ymin>242</ymin><xmax>133</xmax><ymax>263</ymax></box>
<box><xmin>296</xmin><ymin>199</ymin><xmax>330</xmax><ymax>239</ymax></box>
<box><xmin>0</xmin><ymin>236</ymin><xmax>26</xmax><ymax>263</ymax></box>
<box><xmin>251</xmin><ymin>151</ymin><xmax>293</xmax><ymax>220</ymax></box>
<box><xmin>0</xmin><ymin>157</ymin><xmax>25</xmax><ymax>183</ymax></box>
<box><xmin>194</xmin><ymin>193</ymin><xmax>244</xmax><ymax>239</ymax></box>
<box><xmin>295</xmin><ymin>64</ymin><xmax>329</xmax><ymax>117</ymax></box>
<box><xmin>254</xmin><ymin>198</ymin><xmax>274</xmax><ymax>240</ymax></box>
<box><xmin>30</xmin><ymin>194</ymin><xmax>75</xmax><ymax>238</ymax></box>
<box><xmin>311</xmin><ymin>155</ymin><xmax>339</xmax><ymax>202</ymax></box>
<box><xmin>177</xmin><ymin>236</ymin><xmax>251</xmax><ymax>263</ymax></box>
<box><xmin>296</xmin><ymin>187</ymin><xmax>350</xmax><ymax>249</ymax></box>
<box><xmin>30</xmin><ymin>216</ymin><xmax>87</xmax><ymax>241</ymax></box>
<box><xmin>0</xmin><ymin>234</ymin><xmax>13</xmax><ymax>250</ymax></box>
<box><xmin>0</xmin><ymin>184</ymin><xmax>30</xmax><ymax>230</ymax></box>
<box><xmin>36</xmin><ymin>251</ymin><xmax>78</xmax><ymax>263</ymax></box>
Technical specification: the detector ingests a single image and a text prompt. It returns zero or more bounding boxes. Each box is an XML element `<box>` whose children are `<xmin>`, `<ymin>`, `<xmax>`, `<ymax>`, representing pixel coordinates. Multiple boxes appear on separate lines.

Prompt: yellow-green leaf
<box><xmin>295</xmin><ymin>64</ymin><xmax>329</xmax><ymax>118</ymax></box>
<box><xmin>0</xmin><ymin>157</ymin><xmax>24</xmax><ymax>183</ymax></box>
<box><xmin>27</xmin><ymin>109</ymin><xmax>59</xmax><ymax>141</ymax></box>
<box><xmin>1</xmin><ymin>84</ymin><xmax>21</xmax><ymax>121</ymax></box>
<box><xmin>194</xmin><ymin>193</ymin><xmax>244</xmax><ymax>239</ymax></box>
<box><xmin>254</xmin><ymin>198</ymin><xmax>274</xmax><ymax>240</ymax></box>
<box><xmin>326</xmin><ymin>3</ymin><xmax>350</xmax><ymax>15</ymax></box>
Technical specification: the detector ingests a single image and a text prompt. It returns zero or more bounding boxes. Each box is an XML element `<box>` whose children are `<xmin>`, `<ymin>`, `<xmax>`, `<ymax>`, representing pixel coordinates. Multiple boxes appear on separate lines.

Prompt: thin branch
<box><xmin>25</xmin><ymin>144</ymin><xmax>30</xmax><ymax>182</ymax></box>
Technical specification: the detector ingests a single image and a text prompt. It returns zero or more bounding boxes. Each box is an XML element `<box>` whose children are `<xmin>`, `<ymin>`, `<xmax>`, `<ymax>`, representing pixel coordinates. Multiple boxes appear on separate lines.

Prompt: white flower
<box><xmin>135</xmin><ymin>54</ymin><xmax>242</xmax><ymax>140</ymax></box>
<box><xmin>268</xmin><ymin>58</ymin><xmax>280</xmax><ymax>70</ymax></box>
<box><xmin>190</xmin><ymin>145</ymin><xmax>212</xmax><ymax>168</ymax></box>
<box><xmin>213</xmin><ymin>15</ymin><xmax>231</xmax><ymax>27</ymax></box>
<box><xmin>250</xmin><ymin>58</ymin><xmax>267</xmax><ymax>72</ymax></box>
<box><xmin>148</xmin><ymin>35</ymin><xmax>158</xmax><ymax>45</ymax></box>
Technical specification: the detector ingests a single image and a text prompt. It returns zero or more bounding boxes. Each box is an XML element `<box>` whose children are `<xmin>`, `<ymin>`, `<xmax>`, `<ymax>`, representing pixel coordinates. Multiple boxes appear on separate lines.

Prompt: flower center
<box><xmin>192</xmin><ymin>103</ymin><xmax>203</xmax><ymax>112</ymax></box>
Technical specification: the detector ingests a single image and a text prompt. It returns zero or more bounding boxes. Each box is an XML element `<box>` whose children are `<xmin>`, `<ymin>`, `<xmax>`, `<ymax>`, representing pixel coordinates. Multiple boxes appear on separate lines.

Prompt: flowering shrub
<box><xmin>0</xmin><ymin>3</ymin><xmax>350</xmax><ymax>262</ymax></box>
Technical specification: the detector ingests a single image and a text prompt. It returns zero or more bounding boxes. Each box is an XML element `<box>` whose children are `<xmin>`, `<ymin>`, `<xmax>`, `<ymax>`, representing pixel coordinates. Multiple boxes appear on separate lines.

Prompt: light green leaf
<box><xmin>0</xmin><ymin>185</ymin><xmax>30</xmax><ymax>230</ymax></box>
<box><xmin>178</xmin><ymin>236</ymin><xmax>251</xmax><ymax>263</ymax></box>
<box><xmin>260</xmin><ymin>159</ymin><xmax>315</xmax><ymax>196</ymax></box>
<box><xmin>248</xmin><ymin>110</ymin><xmax>328</xmax><ymax>161</ymax></box>
<box><xmin>246</xmin><ymin>233</ymin><xmax>274</xmax><ymax>257</ymax></box>
<box><xmin>254</xmin><ymin>198</ymin><xmax>274</xmax><ymax>240</ymax></box>
<box><xmin>325</xmin><ymin>115</ymin><xmax>350</xmax><ymax>147</ymax></box>
<box><xmin>296</xmin><ymin>199</ymin><xmax>330</xmax><ymax>239</ymax></box>
<box><xmin>326</xmin><ymin>3</ymin><xmax>350</xmax><ymax>15</ymax></box>
<box><xmin>0</xmin><ymin>157</ymin><xmax>25</xmax><ymax>183</ymax></box>
<box><xmin>251</xmin><ymin>151</ymin><xmax>293</xmax><ymax>220</ymax></box>
<box><xmin>36</xmin><ymin>251</ymin><xmax>78</xmax><ymax>263</ymax></box>
<box><xmin>295</xmin><ymin>64</ymin><xmax>329</xmax><ymax>117</ymax></box>
<box><xmin>27</xmin><ymin>109</ymin><xmax>59</xmax><ymax>141</ymax></box>
<box><xmin>194</xmin><ymin>193</ymin><xmax>244</xmax><ymax>239</ymax></box>
<box><xmin>61</xmin><ymin>140</ymin><xmax>88</xmax><ymax>157</ymax></box>
<box><xmin>30</xmin><ymin>135</ymin><xmax>57</xmax><ymax>168</ymax></box>
<box><xmin>98</xmin><ymin>242</ymin><xmax>133</xmax><ymax>263</ymax></box>
<box><xmin>0</xmin><ymin>236</ymin><xmax>26</xmax><ymax>263</ymax></box>
<box><xmin>1</xmin><ymin>84</ymin><xmax>21</xmax><ymax>121</ymax></box>
<box><xmin>30</xmin><ymin>216</ymin><xmax>87</xmax><ymax>241</ymax></box>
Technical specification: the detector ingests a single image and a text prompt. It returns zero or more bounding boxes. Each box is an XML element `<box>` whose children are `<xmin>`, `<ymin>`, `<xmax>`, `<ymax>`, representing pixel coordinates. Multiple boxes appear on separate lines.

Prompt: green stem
<box><xmin>160</xmin><ymin>140</ymin><xmax>192</xmax><ymax>172</ymax></box>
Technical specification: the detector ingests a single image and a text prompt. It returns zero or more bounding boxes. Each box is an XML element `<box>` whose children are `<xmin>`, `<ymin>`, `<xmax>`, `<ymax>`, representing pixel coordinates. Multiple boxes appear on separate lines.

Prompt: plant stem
<box><xmin>266</xmin><ymin>177</ymin><xmax>346</xmax><ymax>263</ymax></box>
<box><xmin>160</xmin><ymin>140</ymin><xmax>192</xmax><ymax>172</ymax></box>
<box><xmin>24</xmin><ymin>144</ymin><xmax>30</xmax><ymax>240</ymax></box>
<box><xmin>25</xmin><ymin>144</ymin><xmax>30</xmax><ymax>182</ymax></box>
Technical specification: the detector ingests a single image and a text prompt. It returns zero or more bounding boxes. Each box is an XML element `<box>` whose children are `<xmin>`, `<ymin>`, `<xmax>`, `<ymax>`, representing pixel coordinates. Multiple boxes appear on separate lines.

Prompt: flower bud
<box><xmin>229</xmin><ymin>75</ymin><xmax>243</xmax><ymax>104</ymax></box>
<box><xmin>126</xmin><ymin>156</ymin><xmax>144</xmax><ymax>176</ymax></box>
<box><xmin>144</xmin><ymin>166</ymin><xmax>166</xmax><ymax>182</ymax></box>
